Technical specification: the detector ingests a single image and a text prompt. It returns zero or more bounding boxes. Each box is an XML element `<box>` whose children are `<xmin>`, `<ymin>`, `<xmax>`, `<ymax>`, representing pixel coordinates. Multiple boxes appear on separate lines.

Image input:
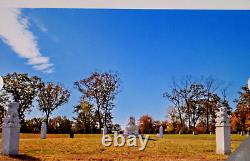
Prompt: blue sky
<box><xmin>0</xmin><ymin>9</ymin><xmax>250</xmax><ymax>126</ymax></box>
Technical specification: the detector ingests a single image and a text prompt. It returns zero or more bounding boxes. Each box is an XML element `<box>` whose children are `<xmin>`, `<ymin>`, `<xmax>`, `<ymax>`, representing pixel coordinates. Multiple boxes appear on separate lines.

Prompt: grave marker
<box><xmin>40</xmin><ymin>122</ymin><xmax>47</xmax><ymax>139</ymax></box>
<box><xmin>215</xmin><ymin>106</ymin><xmax>231</xmax><ymax>155</ymax></box>
<box><xmin>2</xmin><ymin>102</ymin><xmax>20</xmax><ymax>155</ymax></box>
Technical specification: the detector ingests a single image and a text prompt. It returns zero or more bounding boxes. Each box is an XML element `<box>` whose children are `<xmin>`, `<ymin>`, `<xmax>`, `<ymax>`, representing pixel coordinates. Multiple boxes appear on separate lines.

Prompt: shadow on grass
<box><xmin>141</xmin><ymin>136</ymin><xmax>157</xmax><ymax>141</ymax></box>
<box><xmin>148</xmin><ymin>138</ymin><xmax>157</xmax><ymax>141</ymax></box>
<box><xmin>9</xmin><ymin>154</ymin><xmax>41</xmax><ymax>161</ymax></box>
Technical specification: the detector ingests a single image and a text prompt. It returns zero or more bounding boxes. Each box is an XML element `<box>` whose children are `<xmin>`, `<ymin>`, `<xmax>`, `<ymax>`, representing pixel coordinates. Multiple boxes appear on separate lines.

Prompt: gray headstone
<box><xmin>2</xmin><ymin>102</ymin><xmax>21</xmax><ymax>155</ymax></box>
<box><xmin>159</xmin><ymin>126</ymin><xmax>163</xmax><ymax>138</ymax></box>
<box><xmin>156</xmin><ymin>126</ymin><xmax>164</xmax><ymax>138</ymax></box>
<box><xmin>40</xmin><ymin>122</ymin><xmax>47</xmax><ymax>139</ymax></box>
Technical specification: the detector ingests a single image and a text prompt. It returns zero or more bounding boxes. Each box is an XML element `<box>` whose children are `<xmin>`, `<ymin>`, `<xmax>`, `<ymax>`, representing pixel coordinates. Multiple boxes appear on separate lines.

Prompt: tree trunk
<box><xmin>205</xmin><ymin>107</ymin><xmax>209</xmax><ymax>134</ymax></box>
<box><xmin>97</xmin><ymin>108</ymin><xmax>102</xmax><ymax>132</ymax></box>
<box><xmin>177</xmin><ymin>107</ymin><xmax>183</xmax><ymax>127</ymax></box>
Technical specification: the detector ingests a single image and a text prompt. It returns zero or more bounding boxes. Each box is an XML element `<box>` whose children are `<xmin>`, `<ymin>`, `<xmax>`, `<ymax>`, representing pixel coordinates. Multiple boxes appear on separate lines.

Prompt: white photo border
<box><xmin>0</xmin><ymin>0</ymin><xmax>250</xmax><ymax>10</ymax></box>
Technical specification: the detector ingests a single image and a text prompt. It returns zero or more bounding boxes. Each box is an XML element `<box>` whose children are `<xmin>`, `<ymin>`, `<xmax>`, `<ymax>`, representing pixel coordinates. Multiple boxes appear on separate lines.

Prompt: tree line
<box><xmin>164</xmin><ymin>76</ymin><xmax>250</xmax><ymax>134</ymax></box>
<box><xmin>0</xmin><ymin>72</ymin><xmax>250</xmax><ymax>134</ymax></box>
<box><xmin>0</xmin><ymin>72</ymin><xmax>120</xmax><ymax>133</ymax></box>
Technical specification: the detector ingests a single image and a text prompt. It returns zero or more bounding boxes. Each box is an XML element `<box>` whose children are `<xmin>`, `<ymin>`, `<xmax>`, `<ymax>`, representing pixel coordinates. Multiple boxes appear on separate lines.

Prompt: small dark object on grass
<box><xmin>9</xmin><ymin>154</ymin><xmax>41</xmax><ymax>161</ymax></box>
<box><xmin>70</xmin><ymin>131</ymin><xmax>74</xmax><ymax>138</ymax></box>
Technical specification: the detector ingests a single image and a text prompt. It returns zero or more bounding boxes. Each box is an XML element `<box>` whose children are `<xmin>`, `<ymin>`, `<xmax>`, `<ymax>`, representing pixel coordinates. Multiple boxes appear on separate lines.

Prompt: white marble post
<box><xmin>159</xmin><ymin>126</ymin><xmax>163</xmax><ymax>138</ymax></box>
<box><xmin>124</xmin><ymin>127</ymin><xmax>129</xmax><ymax>135</ymax></box>
<box><xmin>135</xmin><ymin>126</ymin><xmax>139</xmax><ymax>135</ymax></box>
<box><xmin>2</xmin><ymin>102</ymin><xmax>21</xmax><ymax>155</ymax></box>
<box><xmin>103</xmin><ymin>126</ymin><xmax>108</xmax><ymax>135</ymax></box>
<box><xmin>215</xmin><ymin>106</ymin><xmax>231</xmax><ymax>155</ymax></box>
<box><xmin>40</xmin><ymin>122</ymin><xmax>47</xmax><ymax>139</ymax></box>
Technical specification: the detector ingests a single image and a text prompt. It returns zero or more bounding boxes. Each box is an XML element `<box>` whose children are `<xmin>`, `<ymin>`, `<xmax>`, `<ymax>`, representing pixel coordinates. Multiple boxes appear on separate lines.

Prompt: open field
<box><xmin>0</xmin><ymin>134</ymin><xmax>248</xmax><ymax>161</ymax></box>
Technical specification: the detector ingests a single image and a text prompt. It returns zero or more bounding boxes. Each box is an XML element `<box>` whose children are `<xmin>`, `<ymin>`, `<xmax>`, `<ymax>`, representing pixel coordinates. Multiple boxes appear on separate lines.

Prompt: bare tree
<box><xmin>201</xmin><ymin>77</ymin><xmax>222</xmax><ymax>133</ymax></box>
<box><xmin>188</xmin><ymin>84</ymin><xmax>206</xmax><ymax>131</ymax></box>
<box><xmin>165</xmin><ymin>76</ymin><xmax>194</xmax><ymax>130</ymax></box>
<box><xmin>164</xmin><ymin>76</ymin><xmax>229</xmax><ymax>133</ymax></box>
<box><xmin>74</xmin><ymin>72</ymin><xmax>120</xmax><ymax>131</ymax></box>
<box><xmin>164</xmin><ymin>80</ymin><xmax>185</xmax><ymax>126</ymax></box>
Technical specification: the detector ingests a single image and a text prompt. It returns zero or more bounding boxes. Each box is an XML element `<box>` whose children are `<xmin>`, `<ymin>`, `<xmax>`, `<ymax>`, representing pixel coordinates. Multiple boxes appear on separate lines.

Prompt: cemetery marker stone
<box><xmin>124</xmin><ymin>116</ymin><xmax>139</xmax><ymax>136</ymax></box>
<box><xmin>40</xmin><ymin>122</ymin><xmax>47</xmax><ymax>139</ymax></box>
<box><xmin>103</xmin><ymin>126</ymin><xmax>108</xmax><ymax>135</ymax></box>
<box><xmin>2</xmin><ymin>102</ymin><xmax>20</xmax><ymax>155</ymax></box>
<box><xmin>215</xmin><ymin>106</ymin><xmax>231</xmax><ymax>155</ymax></box>
<box><xmin>70</xmin><ymin>131</ymin><xmax>74</xmax><ymax>138</ymax></box>
<box><xmin>158</xmin><ymin>126</ymin><xmax>163</xmax><ymax>138</ymax></box>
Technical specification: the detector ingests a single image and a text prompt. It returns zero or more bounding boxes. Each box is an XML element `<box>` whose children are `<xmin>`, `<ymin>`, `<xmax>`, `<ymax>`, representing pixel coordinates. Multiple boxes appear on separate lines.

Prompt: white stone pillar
<box><xmin>2</xmin><ymin>102</ymin><xmax>21</xmax><ymax>155</ymax></box>
<box><xmin>40</xmin><ymin>122</ymin><xmax>47</xmax><ymax>139</ymax></box>
<box><xmin>135</xmin><ymin>126</ymin><xmax>139</xmax><ymax>136</ymax></box>
<box><xmin>159</xmin><ymin>126</ymin><xmax>163</xmax><ymax>138</ymax></box>
<box><xmin>103</xmin><ymin>126</ymin><xmax>107</xmax><ymax>135</ymax></box>
<box><xmin>124</xmin><ymin>127</ymin><xmax>129</xmax><ymax>136</ymax></box>
<box><xmin>215</xmin><ymin>106</ymin><xmax>231</xmax><ymax>155</ymax></box>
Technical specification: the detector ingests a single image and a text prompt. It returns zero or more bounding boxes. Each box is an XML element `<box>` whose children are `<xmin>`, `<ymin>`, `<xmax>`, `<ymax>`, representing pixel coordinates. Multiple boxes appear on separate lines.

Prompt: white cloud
<box><xmin>42</xmin><ymin>68</ymin><xmax>54</xmax><ymax>74</ymax></box>
<box><xmin>33</xmin><ymin>63</ymin><xmax>53</xmax><ymax>71</ymax></box>
<box><xmin>0</xmin><ymin>8</ymin><xmax>54</xmax><ymax>73</ymax></box>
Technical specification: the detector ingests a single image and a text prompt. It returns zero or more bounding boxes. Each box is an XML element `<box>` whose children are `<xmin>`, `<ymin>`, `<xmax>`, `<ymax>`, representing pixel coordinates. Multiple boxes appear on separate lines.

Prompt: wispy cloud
<box><xmin>30</xmin><ymin>16</ymin><xmax>59</xmax><ymax>43</ymax></box>
<box><xmin>0</xmin><ymin>8</ymin><xmax>54</xmax><ymax>73</ymax></box>
<box><xmin>32</xmin><ymin>16</ymin><xmax>48</xmax><ymax>33</ymax></box>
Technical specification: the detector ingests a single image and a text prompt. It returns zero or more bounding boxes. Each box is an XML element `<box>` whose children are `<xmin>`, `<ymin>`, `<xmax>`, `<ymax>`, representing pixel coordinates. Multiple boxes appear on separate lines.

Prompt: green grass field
<box><xmin>0</xmin><ymin>134</ymin><xmax>247</xmax><ymax>161</ymax></box>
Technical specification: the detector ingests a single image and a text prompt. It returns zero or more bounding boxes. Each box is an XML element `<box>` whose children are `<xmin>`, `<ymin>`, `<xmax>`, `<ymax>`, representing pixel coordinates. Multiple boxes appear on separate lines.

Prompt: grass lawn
<box><xmin>0</xmin><ymin>134</ymin><xmax>247</xmax><ymax>161</ymax></box>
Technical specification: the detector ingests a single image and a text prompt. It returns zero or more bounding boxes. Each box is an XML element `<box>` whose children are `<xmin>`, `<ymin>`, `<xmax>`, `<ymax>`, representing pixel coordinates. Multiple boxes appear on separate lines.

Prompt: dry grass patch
<box><xmin>0</xmin><ymin>134</ymin><xmax>247</xmax><ymax>161</ymax></box>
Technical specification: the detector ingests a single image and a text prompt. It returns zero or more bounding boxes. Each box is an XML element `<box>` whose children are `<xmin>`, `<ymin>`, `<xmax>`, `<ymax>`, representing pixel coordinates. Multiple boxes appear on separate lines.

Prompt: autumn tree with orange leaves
<box><xmin>37</xmin><ymin>82</ymin><xmax>70</xmax><ymax>125</ymax></box>
<box><xmin>138</xmin><ymin>115</ymin><xmax>154</xmax><ymax>134</ymax></box>
<box><xmin>234</xmin><ymin>86</ymin><xmax>250</xmax><ymax>133</ymax></box>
